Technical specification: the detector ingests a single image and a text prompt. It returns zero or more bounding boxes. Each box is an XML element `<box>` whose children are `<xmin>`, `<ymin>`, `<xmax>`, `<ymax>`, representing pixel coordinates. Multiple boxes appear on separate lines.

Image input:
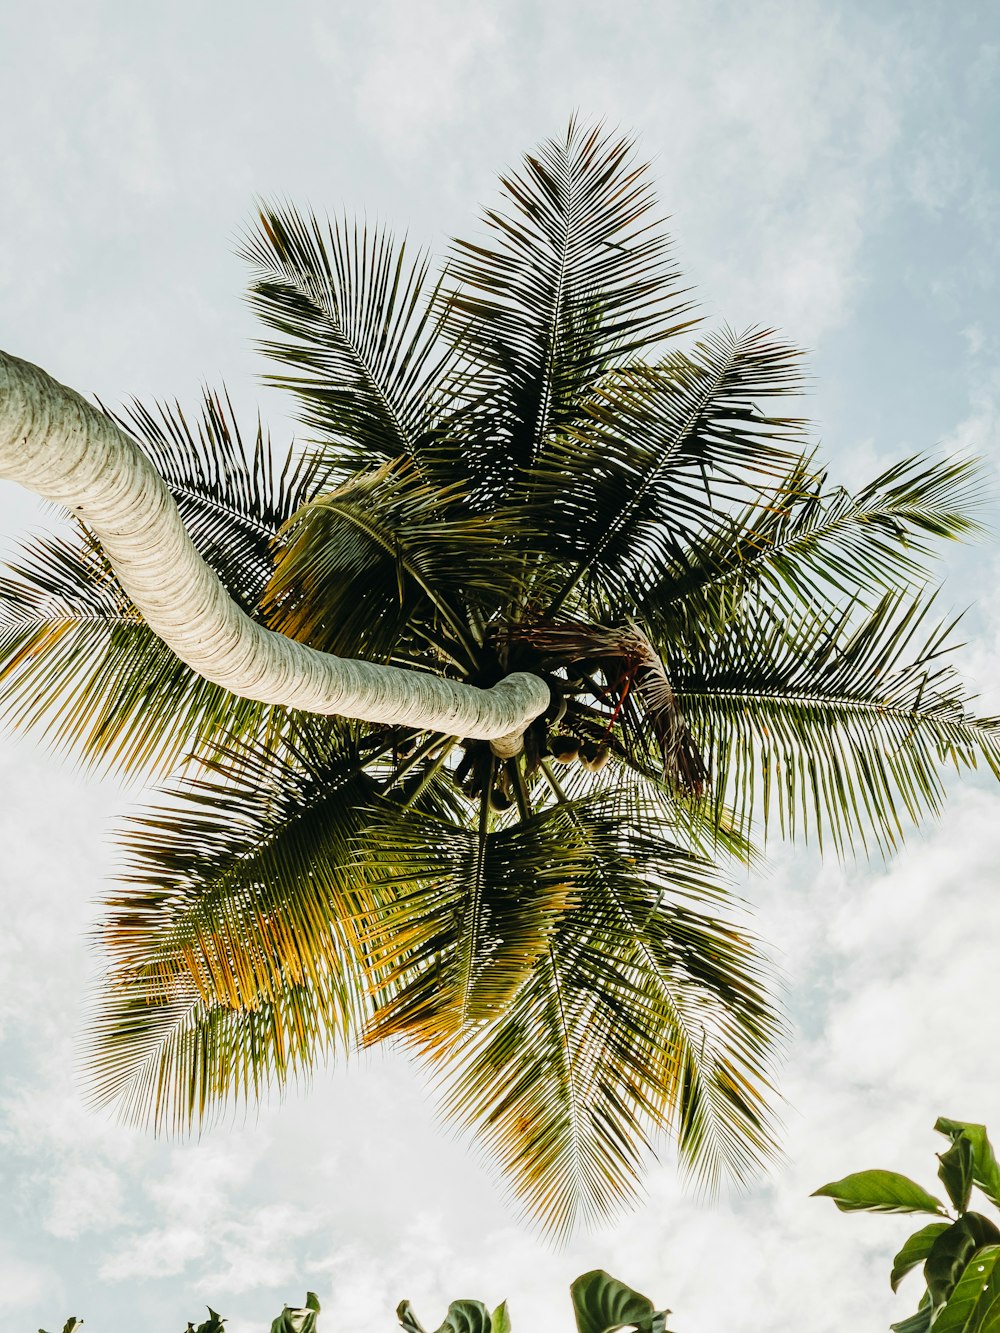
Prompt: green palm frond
<box><xmin>430</xmin><ymin>799</ymin><xmax>780</xmax><ymax>1236</ymax></box>
<box><xmin>86</xmin><ymin>723</ymin><xmax>466</xmax><ymax>1130</ymax></box>
<box><xmin>0</xmin><ymin>529</ymin><xmax>282</xmax><ymax>777</ymax></box>
<box><xmin>263</xmin><ymin>458</ymin><xmax>531</xmax><ymax>667</ymax></box>
<box><xmin>88</xmin><ymin>725</ymin><xmax>376</xmax><ymax>1126</ymax></box>
<box><xmin>523</xmin><ymin>737</ymin><xmax>756</xmax><ymax>867</ymax></box>
<box><xmin>600</xmin><ymin>771</ymin><xmax>761</xmax><ymax>874</ymax></box>
<box><xmin>441</xmin><ymin>118</ymin><xmax>694</xmax><ymax>487</ymax></box>
<box><xmin>359</xmin><ymin>799</ymin><xmax>587</xmax><ymax>1046</ymax></box>
<box><xmin>534</xmin><ymin>327</ymin><xmax>807</xmax><ymax>614</ymax></box>
<box><xmin>0</xmin><ymin>394</ymin><xmax>313</xmax><ymax>777</ymax></box>
<box><xmin>87</xmin><ymin>959</ymin><xmax>347</xmax><ymax>1134</ymax></box>
<box><xmin>102</xmin><ymin>726</ymin><xmax>379</xmax><ymax>989</ymax></box>
<box><xmin>638</xmin><ymin>453</ymin><xmax>987</xmax><ymax>647</ymax></box>
<box><xmin>240</xmin><ymin>206</ymin><xmax>454</xmax><ymax>476</ymax></box>
<box><xmin>674</xmin><ymin>590</ymin><xmax>1000</xmax><ymax>854</ymax></box>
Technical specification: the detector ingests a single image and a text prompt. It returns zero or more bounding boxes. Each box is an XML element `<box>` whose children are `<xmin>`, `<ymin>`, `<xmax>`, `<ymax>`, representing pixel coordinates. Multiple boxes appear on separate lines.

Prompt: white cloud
<box><xmin>44</xmin><ymin>1161</ymin><xmax>127</xmax><ymax>1241</ymax></box>
<box><xmin>100</xmin><ymin>1224</ymin><xmax>208</xmax><ymax>1282</ymax></box>
<box><xmin>196</xmin><ymin>1204</ymin><xmax>326</xmax><ymax>1294</ymax></box>
<box><xmin>0</xmin><ymin>1252</ymin><xmax>52</xmax><ymax>1314</ymax></box>
<box><xmin>317</xmin><ymin>2</ymin><xmax>507</xmax><ymax>161</ymax></box>
<box><xmin>99</xmin><ymin>1133</ymin><xmax>271</xmax><ymax>1280</ymax></box>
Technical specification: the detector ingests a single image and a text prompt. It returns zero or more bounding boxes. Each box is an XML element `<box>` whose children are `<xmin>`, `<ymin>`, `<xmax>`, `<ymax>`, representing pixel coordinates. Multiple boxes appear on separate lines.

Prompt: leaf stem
<box><xmin>401</xmin><ymin>738</ymin><xmax>459</xmax><ymax>810</ymax></box>
<box><xmin>381</xmin><ymin>732</ymin><xmax>451</xmax><ymax>795</ymax></box>
<box><xmin>509</xmin><ymin>756</ymin><xmax>533</xmax><ymax>821</ymax></box>
<box><xmin>539</xmin><ymin>757</ymin><xmax>570</xmax><ymax>804</ymax></box>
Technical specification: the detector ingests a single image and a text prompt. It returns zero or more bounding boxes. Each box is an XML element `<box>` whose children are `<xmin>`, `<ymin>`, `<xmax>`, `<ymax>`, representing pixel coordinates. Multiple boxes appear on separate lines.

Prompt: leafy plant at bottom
<box><xmin>40</xmin><ymin>1270</ymin><xmax>671</xmax><ymax>1333</ymax></box>
<box><xmin>813</xmin><ymin>1117</ymin><xmax>1000</xmax><ymax>1330</ymax></box>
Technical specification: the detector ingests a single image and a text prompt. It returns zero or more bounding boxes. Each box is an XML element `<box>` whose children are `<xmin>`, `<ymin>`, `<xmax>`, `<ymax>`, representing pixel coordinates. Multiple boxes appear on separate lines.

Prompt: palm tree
<box><xmin>0</xmin><ymin>120</ymin><xmax>995</xmax><ymax>1236</ymax></box>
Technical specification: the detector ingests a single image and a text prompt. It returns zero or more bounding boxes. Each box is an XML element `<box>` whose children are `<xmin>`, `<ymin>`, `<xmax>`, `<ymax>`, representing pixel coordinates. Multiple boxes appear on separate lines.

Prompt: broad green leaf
<box><xmin>937</xmin><ymin>1121</ymin><xmax>1000</xmax><ymax>1210</ymax></box>
<box><xmin>270</xmin><ymin>1293</ymin><xmax>320</xmax><ymax>1333</ymax></box>
<box><xmin>890</xmin><ymin>1306</ymin><xmax>932</xmax><ymax>1333</ymax></box>
<box><xmin>396</xmin><ymin>1301</ymin><xmax>492</xmax><ymax>1333</ymax></box>
<box><xmin>571</xmin><ymin>1271</ymin><xmax>671</xmax><ymax>1333</ymax></box>
<box><xmin>186</xmin><ymin>1313</ymin><xmax>225</xmax><ymax>1333</ymax></box>
<box><xmin>491</xmin><ymin>1303</ymin><xmax>512</xmax><ymax>1333</ymax></box>
<box><xmin>447</xmin><ymin>1304</ymin><xmax>493</xmax><ymax>1333</ymax></box>
<box><xmin>940</xmin><ymin>1137</ymin><xmax>976</xmax><ymax>1213</ymax></box>
<box><xmin>398</xmin><ymin>1303</ymin><xmax>426</xmax><ymax>1333</ymax></box>
<box><xmin>932</xmin><ymin>1245</ymin><xmax>1000</xmax><ymax>1332</ymax></box>
<box><xmin>812</xmin><ymin>1170</ymin><xmax>947</xmax><ymax>1215</ymax></box>
<box><xmin>891</xmin><ymin>1222</ymin><xmax>951</xmax><ymax>1291</ymax></box>
<box><xmin>926</xmin><ymin>1216</ymin><xmax>1000</xmax><ymax>1310</ymax></box>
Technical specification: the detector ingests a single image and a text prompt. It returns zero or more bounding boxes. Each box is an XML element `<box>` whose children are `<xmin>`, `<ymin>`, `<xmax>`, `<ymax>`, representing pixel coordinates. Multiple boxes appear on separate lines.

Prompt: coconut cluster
<box><xmin>548</xmin><ymin>735</ymin><xmax>611</xmax><ymax>772</ymax></box>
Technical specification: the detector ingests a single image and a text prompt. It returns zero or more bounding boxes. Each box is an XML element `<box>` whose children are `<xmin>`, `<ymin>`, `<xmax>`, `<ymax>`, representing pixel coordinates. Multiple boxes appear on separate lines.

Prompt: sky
<box><xmin>1</xmin><ymin>1</ymin><xmax>999</xmax><ymax>1329</ymax></box>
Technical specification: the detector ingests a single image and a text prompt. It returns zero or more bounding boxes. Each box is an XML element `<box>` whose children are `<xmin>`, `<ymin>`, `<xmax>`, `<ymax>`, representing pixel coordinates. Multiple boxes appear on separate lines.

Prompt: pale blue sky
<box><xmin>1</xmin><ymin>3</ymin><xmax>999</xmax><ymax>1330</ymax></box>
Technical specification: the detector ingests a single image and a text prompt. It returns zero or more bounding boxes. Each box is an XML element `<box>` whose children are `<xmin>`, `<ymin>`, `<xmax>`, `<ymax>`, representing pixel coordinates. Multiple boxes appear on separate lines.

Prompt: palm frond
<box><xmin>87</xmin><ymin>957</ymin><xmax>348</xmax><ymax>1134</ymax></box>
<box><xmin>441</xmin><ymin>118</ymin><xmax>694</xmax><ymax>486</ymax></box>
<box><xmin>673</xmin><ymin>590</ymin><xmax>1000</xmax><ymax>855</ymax></box>
<box><xmin>86</xmin><ymin>724</ymin><xmax>466</xmax><ymax>1130</ymax></box>
<box><xmin>0</xmin><ymin>529</ymin><xmax>281</xmax><ymax>776</ymax></box>
<box><xmin>240</xmin><ymin>206</ymin><xmax>454</xmax><ymax>476</ymax></box>
<box><xmin>638</xmin><ymin>453</ymin><xmax>987</xmax><ymax>648</ymax></box>
<box><xmin>359</xmin><ymin>799</ymin><xmax>588</xmax><ymax>1046</ymax></box>
<box><xmin>110</xmin><ymin>389</ymin><xmax>318</xmax><ymax>612</ymax></box>
<box><xmin>533</xmin><ymin>327</ymin><xmax>807</xmax><ymax>614</ymax></box>
<box><xmin>263</xmin><ymin>458</ymin><xmax>529</xmax><ymax>667</ymax></box>
<box><xmin>87</xmin><ymin>725</ymin><xmax>376</xmax><ymax>1126</ymax></box>
<box><xmin>430</xmin><ymin>799</ymin><xmax>781</xmax><ymax>1236</ymax></box>
<box><xmin>597</xmin><ymin>768</ymin><xmax>759</xmax><ymax>869</ymax></box>
<box><xmin>522</xmin><ymin>728</ymin><xmax>755</xmax><ymax>867</ymax></box>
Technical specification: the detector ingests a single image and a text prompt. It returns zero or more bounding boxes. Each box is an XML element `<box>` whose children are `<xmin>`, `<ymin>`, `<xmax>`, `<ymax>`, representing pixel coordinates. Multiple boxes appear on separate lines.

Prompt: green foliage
<box><xmin>939</xmin><ymin>1137</ymin><xmax>976</xmax><ymax>1214</ymax></box>
<box><xmin>490</xmin><ymin>1304</ymin><xmax>512</xmax><ymax>1333</ymax></box>
<box><xmin>271</xmin><ymin>1293</ymin><xmax>321</xmax><ymax>1333</ymax></box>
<box><xmin>187</xmin><ymin>1312</ymin><xmax>227</xmax><ymax>1333</ymax></box>
<box><xmin>398</xmin><ymin>1297</ymin><xmax>493</xmax><ymax>1333</ymax></box>
<box><xmin>815</xmin><ymin>1118</ymin><xmax>1000</xmax><ymax>1330</ymax></box>
<box><xmin>570</xmin><ymin>1271</ymin><xmax>672</xmax><ymax>1333</ymax></box>
<box><xmin>43</xmin><ymin>1272</ymin><xmax>670</xmax><ymax>1333</ymax></box>
<box><xmin>811</xmin><ymin>1169</ymin><xmax>947</xmax><ymax>1216</ymax></box>
<box><xmin>932</xmin><ymin>1248</ymin><xmax>1000</xmax><ymax>1332</ymax></box>
<box><xmin>937</xmin><ymin>1120</ymin><xmax>1000</xmax><ymax>1210</ymax></box>
<box><xmin>5</xmin><ymin>117</ymin><xmax>998</xmax><ymax>1234</ymax></box>
<box><xmin>891</xmin><ymin>1224</ymin><xmax>952</xmax><ymax>1292</ymax></box>
<box><xmin>239</xmin><ymin>210</ymin><xmax>452</xmax><ymax>477</ymax></box>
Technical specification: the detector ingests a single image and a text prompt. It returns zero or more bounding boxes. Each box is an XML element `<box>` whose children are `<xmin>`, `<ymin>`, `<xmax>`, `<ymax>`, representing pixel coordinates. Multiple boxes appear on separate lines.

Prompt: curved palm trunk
<box><xmin>0</xmin><ymin>351</ymin><xmax>549</xmax><ymax>755</ymax></box>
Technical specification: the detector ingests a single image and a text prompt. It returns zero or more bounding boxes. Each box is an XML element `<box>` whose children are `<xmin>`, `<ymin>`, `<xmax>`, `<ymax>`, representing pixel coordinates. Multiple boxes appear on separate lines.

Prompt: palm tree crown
<box><xmin>0</xmin><ymin>119</ymin><xmax>995</xmax><ymax>1236</ymax></box>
